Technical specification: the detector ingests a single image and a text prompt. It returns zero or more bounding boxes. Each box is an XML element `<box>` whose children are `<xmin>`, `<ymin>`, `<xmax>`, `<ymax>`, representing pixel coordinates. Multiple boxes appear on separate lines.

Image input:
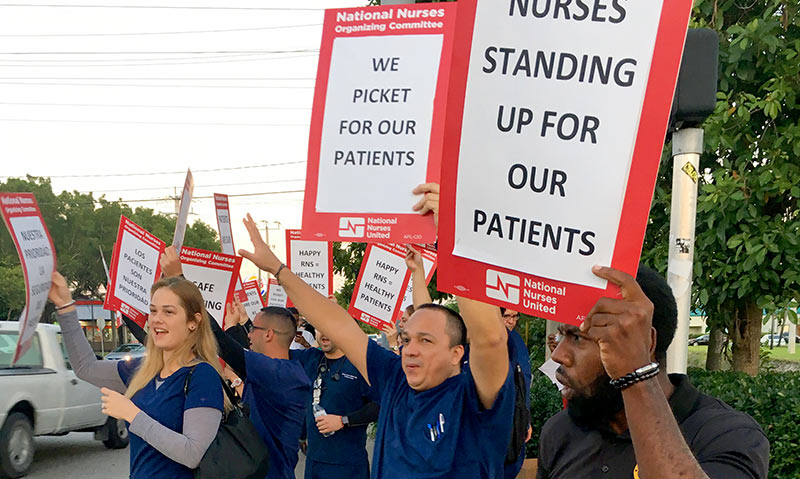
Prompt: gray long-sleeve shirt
<box><xmin>57</xmin><ymin>309</ymin><xmax>221</xmax><ymax>468</ymax></box>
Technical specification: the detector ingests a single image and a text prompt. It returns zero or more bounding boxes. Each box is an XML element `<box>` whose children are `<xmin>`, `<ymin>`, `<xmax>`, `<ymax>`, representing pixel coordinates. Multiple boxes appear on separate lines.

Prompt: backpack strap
<box><xmin>183</xmin><ymin>364</ymin><xmax>198</xmax><ymax>396</ymax></box>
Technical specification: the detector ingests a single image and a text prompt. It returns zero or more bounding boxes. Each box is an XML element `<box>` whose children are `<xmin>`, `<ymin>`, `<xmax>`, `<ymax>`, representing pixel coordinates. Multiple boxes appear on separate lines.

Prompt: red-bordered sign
<box><xmin>348</xmin><ymin>243</ymin><xmax>411</xmax><ymax>330</ymax></box>
<box><xmin>437</xmin><ymin>0</ymin><xmax>692</xmax><ymax>326</ymax></box>
<box><xmin>105</xmin><ymin>216</ymin><xmax>165</xmax><ymax>327</ymax></box>
<box><xmin>266</xmin><ymin>278</ymin><xmax>288</xmax><ymax>308</ymax></box>
<box><xmin>214</xmin><ymin>193</ymin><xmax>244</xmax><ymax>294</ymax></box>
<box><xmin>179</xmin><ymin>246</ymin><xmax>242</xmax><ymax>327</ymax></box>
<box><xmin>236</xmin><ymin>280</ymin><xmax>266</xmax><ymax>321</ymax></box>
<box><xmin>301</xmin><ymin>3</ymin><xmax>456</xmax><ymax>243</ymax></box>
<box><xmin>285</xmin><ymin>229</ymin><xmax>333</xmax><ymax>304</ymax></box>
<box><xmin>0</xmin><ymin>193</ymin><xmax>57</xmax><ymax>364</ymax></box>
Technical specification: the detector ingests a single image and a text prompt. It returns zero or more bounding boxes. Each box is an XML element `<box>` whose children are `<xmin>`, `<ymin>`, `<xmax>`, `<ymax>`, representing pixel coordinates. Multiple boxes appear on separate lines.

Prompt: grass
<box><xmin>687</xmin><ymin>345</ymin><xmax>800</xmax><ymax>371</ymax></box>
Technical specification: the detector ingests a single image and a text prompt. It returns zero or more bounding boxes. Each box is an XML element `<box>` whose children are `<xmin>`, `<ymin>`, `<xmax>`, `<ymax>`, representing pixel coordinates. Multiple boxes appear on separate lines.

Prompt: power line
<box><xmin>0</xmin><ymin>4</ymin><xmax>327</xmax><ymax>11</ymax></box>
<box><xmin>0</xmin><ymin>118</ymin><xmax>311</xmax><ymax>126</ymax></box>
<box><xmin>0</xmin><ymin>53</ymin><xmax>320</xmax><ymax>67</ymax></box>
<box><xmin>0</xmin><ymin>51</ymin><xmax>309</xmax><ymax>63</ymax></box>
<box><xmin>0</xmin><ymin>81</ymin><xmax>314</xmax><ymax>88</ymax></box>
<box><xmin>1</xmin><ymin>161</ymin><xmax>306</xmax><ymax>179</ymax></box>
<box><xmin>0</xmin><ymin>23</ymin><xmax>322</xmax><ymax>37</ymax></box>
<box><xmin>78</xmin><ymin>178</ymin><xmax>306</xmax><ymax>193</ymax></box>
<box><xmin>0</xmin><ymin>101</ymin><xmax>311</xmax><ymax>110</ymax></box>
<box><xmin>0</xmin><ymin>49</ymin><xmax>319</xmax><ymax>54</ymax></box>
<box><xmin>0</xmin><ymin>76</ymin><xmax>315</xmax><ymax>80</ymax></box>
<box><xmin>37</xmin><ymin>189</ymin><xmax>306</xmax><ymax>206</ymax></box>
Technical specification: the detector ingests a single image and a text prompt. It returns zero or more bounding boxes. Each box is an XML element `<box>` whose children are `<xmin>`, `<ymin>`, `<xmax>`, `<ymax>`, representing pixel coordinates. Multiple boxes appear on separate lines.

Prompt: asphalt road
<box><xmin>23</xmin><ymin>432</ymin><xmax>373</xmax><ymax>479</ymax></box>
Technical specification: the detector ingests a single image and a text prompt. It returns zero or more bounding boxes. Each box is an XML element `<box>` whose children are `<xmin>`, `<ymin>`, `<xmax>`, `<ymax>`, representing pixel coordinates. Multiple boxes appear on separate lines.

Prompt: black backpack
<box><xmin>184</xmin><ymin>366</ymin><xmax>270</xmax><ymax>479</ymax></box>
<box><xmin>505</xmin><ymin>362</ymin><xmax>532</xmax><ymax>464</ymax></box>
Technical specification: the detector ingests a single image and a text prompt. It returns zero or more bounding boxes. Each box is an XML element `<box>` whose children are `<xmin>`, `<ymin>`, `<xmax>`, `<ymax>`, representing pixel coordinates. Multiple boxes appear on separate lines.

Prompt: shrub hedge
<box><xmin>526</xmin><ymin>366</ymin><xmax>800</xmax><ymax>479</ymax></box>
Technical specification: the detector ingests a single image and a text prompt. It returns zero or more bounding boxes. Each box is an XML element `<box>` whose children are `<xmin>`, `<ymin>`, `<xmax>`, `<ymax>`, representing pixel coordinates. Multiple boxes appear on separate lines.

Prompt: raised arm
<box><xmin>49</xmin><ymin>272</ymin><xmax>128</xmax><ymax>393</ymax></box>
<box><xmin>405</xmin><ymin>246</ymin><xmax>432</xmax><ymax>308</ymax></box>
<box><xmin>238</xmin><ymin>214</ymin><xmax>370</xmax><ymax>383</ymax></box>
<box><xmin>456</xmin><ymin>296</ymin><xmax>509</xmax><ymax>410</ymax></box>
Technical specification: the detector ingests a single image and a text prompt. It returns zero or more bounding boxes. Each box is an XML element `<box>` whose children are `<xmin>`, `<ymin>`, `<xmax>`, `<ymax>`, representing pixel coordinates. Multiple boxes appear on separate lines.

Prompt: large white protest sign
<box><xmin>172</xmin><ymin>169</ymin><xmax>194</xmax><ymax>253</ymax></box>
<box><xmin>349</xmin><ymin>243</ymin><xmax>410</xmax><ymax>330</ymax></box>
<box><xmin>302</xmin><ymin>3</ymin><xmax>455</xmax><ymax>243</ymax></box>
<box><xmin>438</xmin><ymin>0</ymin><xmax>692</xmax><ymax>325</ymax></box>
<box><xmin>0</xmin><ymin>193</ymin><xmax>57</xmax><ymax>364</ymax></box>
<box><xmin>105</xmin><ymin>216</ymin><xmax>165</xmax><ymax>327</ymax></box>
<box><xmin>179</xmin><ymin>247</ymin><xmax>242</xmax><ymax>327</ymax></box>
<box><xmin>285</xmin><ymin>229</ymin><xmax>332</xmax><ymax>299</ymax></box>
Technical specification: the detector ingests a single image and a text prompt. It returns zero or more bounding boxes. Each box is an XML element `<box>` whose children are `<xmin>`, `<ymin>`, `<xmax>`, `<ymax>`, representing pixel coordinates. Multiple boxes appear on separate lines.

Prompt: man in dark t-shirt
<box><xmin>536</xmin><ymin>266</ymin><xmax>769</xmax><ymax>479</ymax></box>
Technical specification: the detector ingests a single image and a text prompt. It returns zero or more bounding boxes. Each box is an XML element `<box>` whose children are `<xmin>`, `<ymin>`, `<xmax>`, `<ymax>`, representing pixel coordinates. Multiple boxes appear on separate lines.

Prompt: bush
<box><xmin>687</xmin><ymin>368</ymin><xmax>799</xmax><ymax>479</ymax></box>
<box><xmin>526</xmin><ymin>368</ymin><xmax>800</xmax><ymax>479</ymax></box>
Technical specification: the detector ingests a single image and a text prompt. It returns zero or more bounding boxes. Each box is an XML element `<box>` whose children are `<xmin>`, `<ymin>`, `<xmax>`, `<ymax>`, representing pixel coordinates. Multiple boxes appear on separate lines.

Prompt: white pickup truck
<box><xmin>0</xmin><ymin>321</ymin><xmax>128</xmax><ymax>478</ymax></box>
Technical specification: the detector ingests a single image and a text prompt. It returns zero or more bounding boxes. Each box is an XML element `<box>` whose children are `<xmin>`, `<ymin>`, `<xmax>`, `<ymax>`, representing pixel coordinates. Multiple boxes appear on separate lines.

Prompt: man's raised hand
<box><xmin>238</xmin><ymin>213</ymin><xmax>282</xmax><ymax>274</ymax></box>
<box><xmin>224</xmin><ymin>302</ymin><xmax>244</xmax><ymax>331</ymax></box>
<box><xmin>412</xmin><ymin>183</ymin><xmax>439</xmax><ymax>229</ymax></box>
<box><xmin>581</xmin><ymin>266</ymin><xmax>655</xmax><ymax>380</ymax></box>
<box><xmin>160</xmin><ymin>246</ymin><xmax>183</xmax><ymax>278</ymax></box>
<box><xmin>404</xmin><ymin>246</ymin><xmax>424</xmax><ymax>273</ymax></box>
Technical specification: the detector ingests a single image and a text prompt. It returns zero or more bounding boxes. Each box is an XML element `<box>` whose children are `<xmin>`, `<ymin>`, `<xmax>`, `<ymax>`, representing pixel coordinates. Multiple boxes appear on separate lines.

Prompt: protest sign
<box><xmin>0</xmin><ymin>193</ymin><xmax>57</xmax><ymax>364</ymax></box>
<box><xmin>302</xmin><ymin>2</ymin><xmax>456</xmax><ymax>243</ymax></box>
<box><xmin>348</xmin><ymin>243</ymin><xmax>410</xmax><ymax>330</ymax></box>
<box><xmin>179</xmin><ymin>247</ymin><xmax>242</xmax><ymax>327</ymax></box>
<box><xmin>398</xmin><ymin>246</ymin><xmax>437</xmax><ymax>318</ymax></box>
<box><xmin>285</xmin><ymin>229</ymin><xmax>332</xmax><ymax>300</ymax></box>
<box><xmin>214</xmin><ymin>193</ymin><xmax>244</xmax><ymax>293</ymax></box>
<box><xmin>172</xmin><ymin>169</ymin><xmax>194</xmax><ymax>253</ymax></box>
<box><xmin>105</xmin><ymin>216</ymin><xmax>165</xmax><ymax>327</ymax></box>
<box><xmin>437</xmin><ymin>0</ymin><xmax>692</xmax><ymax>325</ymax></box>
<box><xmin>235</xmin><ymin>280</ymin><xmax>266</xmax><ymax>322</ymax></box>
<box><xmin>266</xmin><ymin>278</ymin><xmax>288</xmax><ymax>308</ymax></box>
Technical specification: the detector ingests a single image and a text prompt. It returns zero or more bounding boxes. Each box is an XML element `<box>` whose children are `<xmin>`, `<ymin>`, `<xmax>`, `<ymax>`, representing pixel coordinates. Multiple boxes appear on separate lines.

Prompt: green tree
<box><xmin>0</xmin><ymin>177</ymin><xmax>221</xmax><ymax>321</ymax></box>
<box><xmin>643</xmin><ymin>1</ymin><xmax>800</xmax><ymax>375</ymax></box>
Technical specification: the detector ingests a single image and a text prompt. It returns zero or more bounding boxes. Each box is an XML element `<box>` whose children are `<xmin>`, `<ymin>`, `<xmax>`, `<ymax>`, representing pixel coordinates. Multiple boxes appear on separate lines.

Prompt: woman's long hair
<box><xmin>125</xmin><ymin>276</ymin><xmax>231</xmax><ymax>412</ymax></box>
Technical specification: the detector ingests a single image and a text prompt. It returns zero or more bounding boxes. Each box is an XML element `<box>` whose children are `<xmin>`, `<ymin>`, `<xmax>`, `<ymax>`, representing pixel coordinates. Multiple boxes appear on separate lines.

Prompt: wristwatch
<box><xmin>341</xmin><ymin>416</ymin><xmax>350</xmax><ymax>427</ymax></box>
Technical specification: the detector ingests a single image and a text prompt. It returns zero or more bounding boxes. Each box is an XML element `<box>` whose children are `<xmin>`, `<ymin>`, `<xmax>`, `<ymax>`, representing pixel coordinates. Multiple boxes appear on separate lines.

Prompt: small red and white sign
<box><xmin>437</xmin><ymin>0</ymin><xmax>692</xmax><ymax>326</ymax></box>
<box><xmin>266</xmin><ymin>278</ymin><xmax>288</xmax><ymax>308</ymax></box>
<box><xmin>348</xmin><ymin>243</ymin><xmax>411</xmax><ymax>330</ymax></box>
<box><xmin>179</xmin><ymin>246</ymin><xmax>242</xmax><ymax>327</ymax></box>
<box><xmin>236</xmin><ymin>280</ymin><xmax>266</xmax><ymax>322</ymax></box>
<box><xmin>214</xmin><ymin>193</ymin><xmax>244</xmax><ymax>294</ymax></box>
<box><xmin>105</xmin><ymin>216</ymin><xmax>165</xmax><ymax>327</ymax></box>
<box><xmin>301</xmin><ymin>2</ymin><xmax>456</xmax><ymax>243</ymax></box>
<box><xmin>397</xmin><ymin>246</ymin><xmax>437</xmax><ymax>317</ymax></box>
<box><xmin>172</xmin><ymin>169</ymin><xmax>194</xmax><ymax>253</ymax></box>
<box><xmin>0</xmin><ymin>193</ymin><xmax>57</xmax><ymax>364</ymax></box>
<box><xmin>285</xmin><ymin>229</ymin><xmax>332</xmax><ymax>301</ymax></box>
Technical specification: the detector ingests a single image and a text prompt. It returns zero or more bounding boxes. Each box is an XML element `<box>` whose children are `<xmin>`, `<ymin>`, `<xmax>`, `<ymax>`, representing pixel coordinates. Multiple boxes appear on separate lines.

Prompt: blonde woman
<box><xmin>49</xmin><ymin>271</ymin><xmax>226</xmax><ymax>479</ymax></box>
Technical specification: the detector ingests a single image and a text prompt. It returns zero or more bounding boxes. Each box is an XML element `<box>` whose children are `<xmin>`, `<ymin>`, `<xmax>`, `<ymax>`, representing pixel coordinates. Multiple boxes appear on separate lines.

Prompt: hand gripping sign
<box><xmin>397</xmin><ymin>246</ymin><xmax>437</xmax><ymax>318</ymax></box>
<box><xmin>105</xmin><ymin>216</ymin><xmax>165</xmax><ymax>327</ymax></box>
<box><xmin>285</xmin><ymin>229</ymin><xmax>333</xmax><ymax>300</ymax></box>
<box><xmin>349</xmin><ymin>243</ymin><xmax>411</xmax><ymax>330</ymax></box>
<box><xmin>0</xmin><ymin>193</ymin><xmax>57</xmax><ymax>364</ymax></box>
<box><xmin>437</xmin><ymin>0</ymin><xmax>693</xmax><ymax>326</ymax></box>
<box><xmin>301</xmin><ymin>2</ymin><xmax>456</xmax><ymax>243</ymax></box>
<box><xmin>235</xmin><ymin>280</ymin><xmax>267</xmax><ymax>322</ymax></box>
<box><xmin>178</xmin><ymin>247</ymin><xmax>242</xmax><ymax>327</ymax></box>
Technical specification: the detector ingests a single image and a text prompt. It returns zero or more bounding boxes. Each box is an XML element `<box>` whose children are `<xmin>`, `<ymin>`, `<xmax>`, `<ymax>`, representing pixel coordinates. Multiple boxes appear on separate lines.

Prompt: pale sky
<box><xmin>0</xmin><ymin>0</ymin><xmax>365</xmax><ymax>282</ymax></box>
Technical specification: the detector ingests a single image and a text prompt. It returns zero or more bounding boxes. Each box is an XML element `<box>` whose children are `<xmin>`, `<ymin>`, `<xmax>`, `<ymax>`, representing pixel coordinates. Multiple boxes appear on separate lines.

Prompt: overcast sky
<box><xmin>0</xmin><ymin>0</ymin><xmax>365</xmax><ymax>281</ymax></box>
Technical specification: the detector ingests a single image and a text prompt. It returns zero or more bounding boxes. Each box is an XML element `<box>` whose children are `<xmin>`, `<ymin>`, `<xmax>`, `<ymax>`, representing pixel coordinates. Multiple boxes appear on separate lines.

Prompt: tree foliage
<box><xmin>643</xmin><ymin>1</ymin><xmax>800</xmax><ymax>373</ymax></box>
<box><xmin>0</xmin><ymin>176</ymin><xmax>220</xmax><ymax>320</ymax></box>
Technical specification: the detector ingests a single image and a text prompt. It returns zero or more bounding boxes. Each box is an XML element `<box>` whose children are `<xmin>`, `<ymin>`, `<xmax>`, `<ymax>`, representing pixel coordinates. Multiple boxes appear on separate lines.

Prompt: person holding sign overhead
<box><xmin>237</xmin><ymin>209</ymin><xmax>515</xmax><ymax>478</ymax></box>
<box><xmin>49</xmin><ymin>271</ymin><xmax>227</xmax><ymax>479</ymax></box>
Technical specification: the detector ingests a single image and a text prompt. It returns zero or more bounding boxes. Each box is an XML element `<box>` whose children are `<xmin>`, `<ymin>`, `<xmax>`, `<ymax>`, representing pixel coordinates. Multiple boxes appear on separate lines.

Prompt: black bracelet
<box><xmin>609</xmin><ymin>362</ymin><xmax>660</xmax><ymax>390</ymax></box>
<box><xmin>55</xmin><ymin>300</ymin><xmax>76</xmax><ymax>311</ymax></box>
<box><xmin>274</xmin><ymin>264</ymin><xmax>287</xmax><ymax>283</ymax></box>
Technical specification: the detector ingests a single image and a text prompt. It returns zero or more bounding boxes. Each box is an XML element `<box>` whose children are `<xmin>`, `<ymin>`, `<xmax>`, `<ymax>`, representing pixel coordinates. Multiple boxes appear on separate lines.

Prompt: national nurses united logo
<box><xmin>485</xmin><ymin>269</ymin><xmax>520</xmax><ymax>305</ymax></box>
<box><xmin>338</xmin><ymin>217</ymin><xmax>365</xmax><ymax>238</ymax></box>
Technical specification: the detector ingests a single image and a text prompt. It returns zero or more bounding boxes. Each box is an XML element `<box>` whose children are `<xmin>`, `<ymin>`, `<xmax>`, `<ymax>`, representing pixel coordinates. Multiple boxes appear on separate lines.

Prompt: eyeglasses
<box><xmin>251</xmin><ymin>325</ymin><xmax>292</xmax><ymax>336</ymax></box>
<box><xmin>502</xmin><ymin>314</ymin><xmax>520</xmax><ymax>320</ymax></box>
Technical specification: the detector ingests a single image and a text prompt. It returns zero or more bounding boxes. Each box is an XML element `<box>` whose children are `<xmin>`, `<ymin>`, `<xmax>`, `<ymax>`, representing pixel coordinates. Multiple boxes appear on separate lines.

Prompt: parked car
<box><xmin>105</xmin><ymin>343</ymin><xmax>145</xmax><ymax>361</ymax></box>
<box><xmin>0</xmin><ymin>322</ymin><xmax>128</xmax><ymax>478</ymax></box>
<box><xmin>760</xmin><ymin>333</ymin><xmax>785</xmax><ymax>345</ymax></box>
<box><xmin>780</xmin><ymin>332</ymin><xmax>800</xmax><ymax>344</ymax></box>
<box><xmin>688</xmin><ymin>334</ymin><xmax>710</xmax><ymax>346</ymax></box>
